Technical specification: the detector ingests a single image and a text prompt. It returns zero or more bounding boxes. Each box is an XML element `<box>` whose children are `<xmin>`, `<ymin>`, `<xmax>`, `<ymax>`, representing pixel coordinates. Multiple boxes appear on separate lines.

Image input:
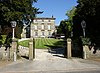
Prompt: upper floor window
<box><xmin>48</xmin><ymin>25</ymin><xmax>51</xmax><ymax>30</ymax></box>
<box><xmin>34</xmin><ymin>25</ymin><xmax>37</xmax><ymax>30</ymax></box>
<box><xmin>35</xmin><ymin>32</ymin><xmax>38</xmax><ymax>36</ymax></box>
<box><xmin>42</xmin><ymin>19</ymin><xmax>44</xmax><ymax>22</ymax></box>
<box><xmin>48</xmin><ymin>32</ymin><xmax>51</xmax><ymax>36</ymax></box>
<box><xmin>41</xmin><ymin>23</ymin><xmax>44</xmax><ymax>25</ymax></box>
<box><xmin>47</xmin><ymin>23</ymin><xmax>51</xmax><ymax>25</ymax></box>
<box><xmin>41</xmin><ymin>25</ymin><xmax>44</xmax><ymax>29</ymax></box>
<box><xmin>35</xmin><ymin>20</ymin><xmax>37</xmax><ymax>22</ymax></box>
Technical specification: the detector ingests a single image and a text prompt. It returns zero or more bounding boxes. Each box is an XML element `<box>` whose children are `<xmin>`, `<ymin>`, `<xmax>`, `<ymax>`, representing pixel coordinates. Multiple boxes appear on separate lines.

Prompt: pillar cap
<box><xmin>12</xmin><ymin>38</ymin><xmax>18</xmax><ymax>42</ymax></box>
<box><xmin>67</xmin><ymin>38</ymin><xmax>71</xmax><ymax>42</ymax></box>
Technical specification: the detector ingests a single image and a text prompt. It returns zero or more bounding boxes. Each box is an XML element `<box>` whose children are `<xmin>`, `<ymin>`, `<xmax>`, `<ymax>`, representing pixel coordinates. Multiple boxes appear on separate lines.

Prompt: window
<box><xmin>48</xmin><ymin>32</ymin><xmax>51</xmax><ymax>36</ymax></box>
<box><xmin>34</xmin><ymin>25</ymin><xmax>37</xmax><ymax>30</ymax></box>
<box><xmin>35</xmin><ymin>32</ymin><xmax>38</xmax><ymax>36</ymax></box>
<box><xmin>42</xmin><ymin>32</ymin><xmax>44</xmax><ymax>36</ymax></box>
<box><xmin>42</xmin><ymin>19</ymin><xmax>44</xmax><ymax>22</ymax></box>
<box><xmin>48</xmin><ymin>25</ymin><xmax>51</xmax><ymax>30</ymax></box>
<box><xmin>48</xmin><ymin>20</ymin><xmax>50</xmax><ymax>22</ymax></box>
<box><xmin>41</xmin><ymin>25</ymin><xmax>44</xmax><ymax>29</ymax></box>
<box><xmin>48</xmin><ymin>23</ymin><xmax>51</xmax><ymax>25</ymax></box>
<box><xmin>42</xmin><ymin>23</ymin><xmax>44</xmax><ymax>24</ymax></box>
<box><xmin>34</xmin><ymin>19</ymin><xmax>37</xmax><ymax>22</ymax></box>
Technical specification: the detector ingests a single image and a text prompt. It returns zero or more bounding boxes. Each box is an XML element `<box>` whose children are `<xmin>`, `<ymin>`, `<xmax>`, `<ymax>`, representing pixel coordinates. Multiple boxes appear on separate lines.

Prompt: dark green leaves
<box><xmin>0</xmin><ymin>0</ymin><xmax>38</xmax><ymax>26</ymax></box>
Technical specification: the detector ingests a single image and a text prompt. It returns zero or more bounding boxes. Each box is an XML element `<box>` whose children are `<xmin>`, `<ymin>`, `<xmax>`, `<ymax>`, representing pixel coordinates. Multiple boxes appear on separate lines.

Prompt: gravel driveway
<box><xmin>0</xmin><ymin>49</ymin><xmax>100</xmax><ymax>73</ymax></box>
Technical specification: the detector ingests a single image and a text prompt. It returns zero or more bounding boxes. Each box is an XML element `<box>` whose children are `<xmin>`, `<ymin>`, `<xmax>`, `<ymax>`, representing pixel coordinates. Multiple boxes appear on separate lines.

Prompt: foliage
<box><xmin>57</xmin><ymin>20</ymin><xmax>72</xmax><ymax>38</ymax></box>
<box><xmin>15</xmin><ymin>24</ymin><xmax>23</xmax><ymax>38</ymax></box>
<box><xmin>57</xmin><ymin>7</ymin><xmax>76</xmax><ymax>39</ymax></box>
<box><xmin>2</xmin><ymin>35</ymin><xmax>7</xmax><ymax>44</ymax></box>
<box><xmin>4</xmin><ymin>33</ymin><xmax>12</xmax><ymax>46</ymax></box>
<box><xmin>73</xmin><ymin>0</ymin><xmax>100</xmax><ymax>45</ymax></box>
<box><xmin>0</xmin><ymin>34</ymin><xmax>2</xmax><ymax>45</ymax></box>
<box><xmin>76</xmin><ymin>0</ymin><xmax>99</xmax><ymax>17</ymax></box>
<box><xmin>0</xmin><ymin>35</ymin><xmax>7</xmax><ymax>45</ymax></box>
<box><xmin>57</xmin><ymin>20</ymin><xmax>67</xmax><ymax>35</ymax></box>
<box><xmin>66</xmin><ymin>7</ymin><xmax>76</xmax><ymax>21</ymax></box>
<box><xmin>0</xmin><ymin>0</ymin><xmax>42</xmax><ymax>35</ymax></box>
<box><xmin>0</xmin><ymin>0</ymin><xmax>38</xmax><ymax>23</ymax></box>
<box><xmin>81</xmin><ymin>37</ymin><xmax>90</xmax><ymax>45</ymax></box>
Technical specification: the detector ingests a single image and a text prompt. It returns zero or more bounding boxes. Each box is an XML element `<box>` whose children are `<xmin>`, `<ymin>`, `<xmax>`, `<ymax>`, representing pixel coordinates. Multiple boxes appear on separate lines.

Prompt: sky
<box><xmin>34</xmin><ymin>0</ymin><xmax>78</xmax><ymax>25</ymax></box>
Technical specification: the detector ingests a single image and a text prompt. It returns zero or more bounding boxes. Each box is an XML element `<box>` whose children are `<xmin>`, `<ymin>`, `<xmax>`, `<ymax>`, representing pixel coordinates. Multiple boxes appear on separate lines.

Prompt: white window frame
<box><xmin>48</xmin><ymin>25</ymin><xmax>51</xmax><ymax>30</ymax></box>
<box><xmin>34</xmin><ymin>25</ymin><xmax>37</xmax><ymax>30</ymax></box>
<box><xmin>35</xmin><ymin>32</ymin><xmax>38</xmax><ymax>36</ymax></box>
<box><xmin>41</xmin><ymin>25</ymin><xmax>44</xmax><ymax>29</ymax></box>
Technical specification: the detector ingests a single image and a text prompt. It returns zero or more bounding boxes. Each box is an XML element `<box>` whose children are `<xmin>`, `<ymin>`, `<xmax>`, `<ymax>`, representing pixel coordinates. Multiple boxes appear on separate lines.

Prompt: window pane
<box><xmin>41</xmin><ymin>25</ymin><xmax>44</xmax><ymax>29</ymax></box>
<box><xmin>48</xmin><ymin>25</ymin><xmax>50</xmax><ymax>30</ymax></box>
<box><xmin>34</xmin><ymin>25</ymin><xmax>37</xmax><ymax>30</ymax></box>
<box><xmin>42</xmin><ymin>32</ymin><xmax>44</xmax><ymax>36</ymax></box>
<box><xmin>35</xmin><ymin>32</ymin><xmax>38</xmax><ymax>36</ymax></box>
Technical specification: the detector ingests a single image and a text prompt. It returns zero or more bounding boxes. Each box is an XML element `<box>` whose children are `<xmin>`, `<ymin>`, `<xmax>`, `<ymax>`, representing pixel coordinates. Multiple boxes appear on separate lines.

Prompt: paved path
<box><xmin>0</xmin><ymin>49</ymin><xmax>100</xmax><ymax>73</ymax></box>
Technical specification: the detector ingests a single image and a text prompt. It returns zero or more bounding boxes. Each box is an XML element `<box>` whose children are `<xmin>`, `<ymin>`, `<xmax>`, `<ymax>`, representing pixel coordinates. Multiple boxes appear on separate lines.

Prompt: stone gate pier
<box><xmin>67</xmin><ymin>38</ymin><xmax>72</xmax><ymax>59</ymax></box>
<box><xmin>29</xmin><ymin>38</ymin><xmax>35</xmax><ymax>60</ymax></box>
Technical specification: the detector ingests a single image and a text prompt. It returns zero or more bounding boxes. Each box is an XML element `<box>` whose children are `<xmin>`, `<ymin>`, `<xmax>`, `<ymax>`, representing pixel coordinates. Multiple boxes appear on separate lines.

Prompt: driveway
<box><xmin>0</xmin><ymin>49</ymin><xmax>100</xmax><ymax>73</ymax></box>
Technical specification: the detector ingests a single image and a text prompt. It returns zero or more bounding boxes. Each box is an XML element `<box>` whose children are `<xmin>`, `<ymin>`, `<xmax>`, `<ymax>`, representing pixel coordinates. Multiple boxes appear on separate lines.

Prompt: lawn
<box><xmin>18</xmin><ymin>38</ymin><xmax>66</xmax><ymax>49</ymax></box>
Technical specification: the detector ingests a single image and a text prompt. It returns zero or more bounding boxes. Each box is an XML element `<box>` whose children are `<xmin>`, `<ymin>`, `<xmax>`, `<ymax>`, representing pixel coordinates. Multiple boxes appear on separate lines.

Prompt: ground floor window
<box><xmin>35</xmin><ymin>32</ymin><xmax>38</xmax><ymax>36</ymax></box>
<box><xmin>48</xmin><ymin>31</ymin><xmax>51</xmax><ymax>36</ymax></box>
<box><xmin>42</xmin><ymin>32</ymin><xmax>44</xmax><ymax>36</ymax></box>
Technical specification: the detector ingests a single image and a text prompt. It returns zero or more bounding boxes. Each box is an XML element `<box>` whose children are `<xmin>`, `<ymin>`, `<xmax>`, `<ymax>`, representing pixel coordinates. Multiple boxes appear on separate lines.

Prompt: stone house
<box><xmin>21</xmin><ymin>17</ymin><xmax>56</xmax><ymax>38</ymax></box>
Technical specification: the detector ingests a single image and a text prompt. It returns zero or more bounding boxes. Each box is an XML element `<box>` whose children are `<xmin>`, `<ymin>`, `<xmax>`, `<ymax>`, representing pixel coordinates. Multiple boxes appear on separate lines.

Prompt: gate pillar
<box><xmin>67</xmin><ymin>38</ymin><xmax>72</xmax><ymax>59</ymax></box>
<box><xmin>29</xmin><ymin>38</ymin><xmax>35</xmax><ymax>60</ymax></box>
<box><xmin>10</xmin><ymin>39</ymin><xmax>17</xmax><ymax>61</ymax></box>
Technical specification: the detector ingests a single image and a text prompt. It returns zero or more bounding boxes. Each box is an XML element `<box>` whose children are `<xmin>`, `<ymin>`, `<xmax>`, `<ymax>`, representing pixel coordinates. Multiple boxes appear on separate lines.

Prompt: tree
<box><xmin>57</xmin><ymin>20</ymin><xmax>67</xmax><ymax>36</ymax></box>
<box><xmin>0</xmin><ymin>0</ymin><xmax>40</xmax><ymax>27</ymax></box>
<box><xmin>57</xmin><ymin>20</ymin><xmax>72</xmax><ymax>39</ymax></box>
<box><xmin>57</xmin><ymin>7</ymin><xmax>76</xmax><ymax>39</ymax></box>
<box><xmin>74</xmin><ymin>0</ymin><xmax>100</xmax><ymax>45</ymax></box>
<box><xmin>66</xmin><ymin>7</ymin><xmax>76</xmax><ymax>21</ymax></box>
<box><xmin>0</xmin><ymin>0</ymin><xmax>42</xmax><ymax>38</ymax></box>
<box><xmin>66</xmin><ymin>7</ymin><xmax>77</xmax><ymax>38</ymax></box>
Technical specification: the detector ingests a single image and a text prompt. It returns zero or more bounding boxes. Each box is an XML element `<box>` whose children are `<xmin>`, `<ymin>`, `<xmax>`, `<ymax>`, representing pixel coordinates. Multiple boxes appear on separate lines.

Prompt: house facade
<box><xmin>30</xmin><ymin>17</ymin><xmax>56</xmax><ymax>38</ymax></box>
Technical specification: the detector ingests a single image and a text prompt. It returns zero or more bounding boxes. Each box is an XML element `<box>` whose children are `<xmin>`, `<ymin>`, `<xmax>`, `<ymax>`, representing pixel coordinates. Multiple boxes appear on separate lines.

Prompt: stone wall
<box><xmin>0</xmin><ymin>47</ymin><xmax>10</xmax><ymax>61</ymax></box>
<box><xmin>83</xmin><ymin>45</ymin><xmax>100</xmax><ymax>59</ymax></box>
<box><xmin>18</xmin><ymin>45</ymin><xmax>29</xmax><ymax>57</ymax></box>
